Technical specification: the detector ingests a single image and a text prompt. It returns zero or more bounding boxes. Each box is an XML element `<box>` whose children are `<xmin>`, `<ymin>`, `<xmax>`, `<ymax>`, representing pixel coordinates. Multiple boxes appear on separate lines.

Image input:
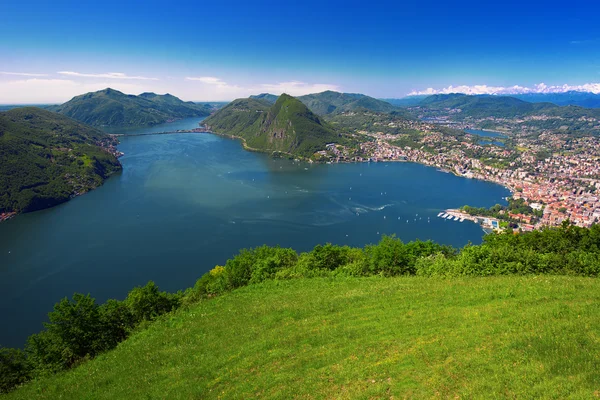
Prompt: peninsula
<box><xmin>0</xmin><ymin>107</ymin><xmax>122</xmax><ymax>220</ymax></box>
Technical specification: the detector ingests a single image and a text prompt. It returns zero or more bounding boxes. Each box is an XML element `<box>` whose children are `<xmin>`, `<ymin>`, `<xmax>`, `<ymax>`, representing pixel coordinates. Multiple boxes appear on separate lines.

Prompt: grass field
<box><xmin>6</xmin><ymin>276</ymin><xmax>600</xmax><ymax>399</ymax></box>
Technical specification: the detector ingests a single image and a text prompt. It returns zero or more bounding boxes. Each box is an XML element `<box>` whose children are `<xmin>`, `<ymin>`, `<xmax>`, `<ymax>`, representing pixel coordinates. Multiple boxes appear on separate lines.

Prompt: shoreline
<box><xmin>202</xmin><ymin>127</ymin><xmax>514</xmax><ymax>199</ymax></box>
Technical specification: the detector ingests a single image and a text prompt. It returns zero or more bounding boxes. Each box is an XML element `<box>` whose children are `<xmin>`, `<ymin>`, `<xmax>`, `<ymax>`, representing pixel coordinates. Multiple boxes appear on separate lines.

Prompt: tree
<box><xmin>0</xmin><ymin>347</ymin><xmax>31</xmax><ymax>393</ymax></box>
<box><xmin>26</xmin><ymin>293</ymin><xmax>103</xmax><ymax>371</ymax></box>
<box><xmin>125</xmin><ymin>281</ymin><xmax>179</xmax><ymax>324</ymax></box>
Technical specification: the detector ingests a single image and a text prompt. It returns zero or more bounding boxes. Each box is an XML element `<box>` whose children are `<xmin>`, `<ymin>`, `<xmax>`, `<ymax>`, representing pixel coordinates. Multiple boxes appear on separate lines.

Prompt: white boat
<box><xmin>446</xmin><ymin>215</ymin><xmax>454</xmax><ymax>219</ymax></box>
<box><xmin>460</xmin><ymin>218</ymin><xmax>465</xmax><ymax>222</ymax></box>
<box><xmin>441</xmin><ymin>213</ymin><xmax>448</xmax><ymax>218</ymax></box>
<box><xmin>454</xmin><ymin>216</ymin><xmax>460</xmax><ymax>221</ymax></box>
<box><xmin>437</xmin><ymin>212</ymin><xmax>444</xmax><ymax>217</ymax></box>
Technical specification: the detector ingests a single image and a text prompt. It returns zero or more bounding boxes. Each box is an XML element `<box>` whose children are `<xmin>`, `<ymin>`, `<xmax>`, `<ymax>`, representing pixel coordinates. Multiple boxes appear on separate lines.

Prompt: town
<box><xmin>315</xmin><ymin>111</ymin><xmax>600</xmax><ymax>231</ymax></box>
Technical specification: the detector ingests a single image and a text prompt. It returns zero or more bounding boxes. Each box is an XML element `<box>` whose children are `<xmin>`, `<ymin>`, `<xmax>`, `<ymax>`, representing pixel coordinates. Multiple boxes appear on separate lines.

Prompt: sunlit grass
<box><xmin>7</xmin><ymin>276</ymin><xmax>600</xmax><ymax>399</ymax></box>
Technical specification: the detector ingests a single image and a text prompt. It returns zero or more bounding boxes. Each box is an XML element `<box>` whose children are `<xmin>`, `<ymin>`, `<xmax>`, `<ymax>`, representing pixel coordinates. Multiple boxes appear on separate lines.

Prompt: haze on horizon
<box><xmin>1</xmin><ymin>0</ymin><xmax>599</xmax><ymax>104</ymax></box>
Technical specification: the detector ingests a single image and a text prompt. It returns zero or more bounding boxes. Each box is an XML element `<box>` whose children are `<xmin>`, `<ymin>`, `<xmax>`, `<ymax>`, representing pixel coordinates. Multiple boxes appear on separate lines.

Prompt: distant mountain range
<box><xmin>204</xmin><ymin>94</ymin><xmax>340</xmax><ymax>158</ymax></box>
<box><xmin>251</xmin><ymin>90</ymin><xmax>400</xmax><ymax>116</ymax></box>
<box><xmin>48</xmin><ymin>88</ymin><xmax>214</xmax><ymax>129</ymax></box>
<box><xmin>0</xmin><ymin>107</ymin><xmax>122</xmax><ymax>215</ymax></box>
<box><xmin>415</xmin><ymin>93</ymin><xmax>556</xmax><ymax>118</ymax></box>
<box><xmin>509</xmin><ymin>91</ymin><xmax>600</xmax><ymax>108</ymax></box>
<box><xmin>387</xmin><ymin>91</ymin><xmax>600</xmax><ymax>109</ymax></box>
<box><xmin>414</xmin><ymin>93</ymin><xmax>600</xmax><ymax>117</ymax></box>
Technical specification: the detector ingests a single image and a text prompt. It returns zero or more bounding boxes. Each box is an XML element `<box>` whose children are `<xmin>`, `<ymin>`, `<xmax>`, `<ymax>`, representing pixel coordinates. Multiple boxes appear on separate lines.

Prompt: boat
<box><xmin>441</xmin><ymin>213</ymin><xmax>448</xmax><ymax>218</ymax></box>
<box><xmin>454</xmin><ymin>216</ymin><xmax>460</xmax><ymax>221</ymax></box>
<box><xmin>437</xmin><ymin>212</ymin><xmax>444</xmax><ymax>217</ymax></box>
<box><xmin>460</xmin><ymin>218</ymin><xmax>465</xmax><ymax>222</ymax></box>
<box><xmin>446</xmin><ymin>215</ymin><xmax>454</xmax><ymax>219</ymax></box>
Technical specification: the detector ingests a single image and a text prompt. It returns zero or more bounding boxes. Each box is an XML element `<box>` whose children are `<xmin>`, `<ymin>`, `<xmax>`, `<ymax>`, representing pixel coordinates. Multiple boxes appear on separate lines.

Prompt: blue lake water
<box><xmin>465</xmin><ymin>129</ymin><xmax>507</xmax><ymax>147</ymax></box>
<box><xmin>0</xmin><ymin>118</ymin><xmax>510</xmax><ymax>347</ymax></box>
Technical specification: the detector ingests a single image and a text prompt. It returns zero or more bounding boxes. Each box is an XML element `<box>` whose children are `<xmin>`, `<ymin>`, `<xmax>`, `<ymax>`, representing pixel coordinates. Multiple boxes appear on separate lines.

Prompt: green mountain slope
<box><xmin>49</xmin><ymin>88</ymin><xmax>212</xmax><ymax>128</ymax></box>
<box><xmin>8</xmin><ymin>276</ymin><xmax>599</xmax><ymax>399</ymax></box>
<box><xmin>0</xmin><ymin>107</ymin><xmax>121</xmax><ymax>214</ymax></box>
<box><xmin>203</xmin><ymin>94</ymin><xmax>340</xmax><ymax>158</ymax></box>
<box><xmin>249</xmin><ymin>93</ymin><xmax>279</xmax><ymax>104</ymax></box>
<box><xmin>418</xmin><ymin>93</ymin><xmax>600</xmax><ymax>119</ymax></box>
<box><xmin>298</xmin><ymin>90</ymin><xmax>398</xmax><ymax>115</ymax></box>
<box><xmin>417</xmin><ymin>93</ymin><xmax>554</xmax><ymax>117</ymax></box>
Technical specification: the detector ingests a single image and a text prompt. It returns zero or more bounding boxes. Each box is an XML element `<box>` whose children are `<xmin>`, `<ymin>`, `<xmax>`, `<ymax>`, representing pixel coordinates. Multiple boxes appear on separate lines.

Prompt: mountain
<box><xmin>297</xmin><ymin>90</ymin><xmax>398</xmax><ymax>116</ymax></box>
<box><xmin>49</xmin><ymin>88</ymin><xmax>213</xmax><ymax>129</ymax></box>
<box><xmin>0</xmin><ymin>107</ymin><xmax>121</xmax><ymax>215</ymax></box>
<box><xmin>418</xmin><ymin>93</ymin><xmax>600</xmax><ymax>119</ymax></box>
<box><xmin>380</xmin><ymin>96</ymin><xmax>428</xmax><ymax>107</ymax></box>
<box><xmin>416</xmin><ymin>93</ymin><xmax>565</xmax><ymax>118</ymax></box>
<box><xmin>203</xmin><ymin>94</ymin><xmax>340</xmax><ymax>158</ymax></box>
<box><xmin>249</xmin><ymin>93</ymin><xmax>279</xmax><ymax>104</ymax></box>
<box><xmin>510</xmin><ymin>91</ymin><xmax>600</xmax><ymax>108</ymax></box>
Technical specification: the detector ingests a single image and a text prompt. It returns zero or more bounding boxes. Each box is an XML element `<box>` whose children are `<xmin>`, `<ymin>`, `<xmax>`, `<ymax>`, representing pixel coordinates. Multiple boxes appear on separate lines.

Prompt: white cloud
<box><xmin>408</xmin><ymin>82</ymin><xmax>600</xmax><ymax>96</ymax></box>
<box><xmin>258</xmin><ymin>81</ymin><xmax>340</xmax><ymax>96</ymax></box>
<box><xmin>183</xmin><ymin>77</ymin><xmax>340</xmax><ymax>100</ymax></box>
<box><xmin>0</xmin><ymin>71</ymin><xmax>48</xmax><ymax>77</ymax></box>
<box><xmin>57</xmin><ymin>71</ymin><xmax>158</xmax><ymax>80</ymax></box>
<box><xmin>185</xmin><ymin>76</ymin><xmax>228</xmax><ymax>85</ymax></box>
<box><xmin>0</xmin><ymin>74</ymin><xmax>341</xmax><ymax>103</ymax></box>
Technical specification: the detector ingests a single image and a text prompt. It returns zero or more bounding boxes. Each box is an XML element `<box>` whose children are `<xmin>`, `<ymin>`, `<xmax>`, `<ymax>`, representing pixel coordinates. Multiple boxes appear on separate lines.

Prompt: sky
<box><xmin>1</xmin><ymin>0</ymin><xmax>600</xmax><ymax>103</ymax></box>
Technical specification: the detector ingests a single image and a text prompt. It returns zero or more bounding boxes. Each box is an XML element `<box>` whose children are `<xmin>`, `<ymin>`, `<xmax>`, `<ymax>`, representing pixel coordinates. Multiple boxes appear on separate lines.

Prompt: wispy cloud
<box><xmin>570</xmin><ymin>38</ymin><xmax>598</xmax><ymax>45</ymax></box>
<box><xmin>185</xmin><ymin>77</ymin><xmax>340</xmax><ymax>98</ymax></box>
<box><xmin>57</xmin><ymin>71</ymin><xmax>158</xmax><ymax>80</ymax></box>
<box><xmin>185</xmin><ymin>76</ymin><xmax>228</xmax><ymax>85</ymax></box>
<box><xmin>0</xmin><ymin>71</ymin><xmax>48</xmax><ymax>77</ymax></box>
<box><xmin>408</xmin><ymin>82</ymin><xmax>600</xmax><ymax>96</ymax></box>
<box><xmin>259</xmin><ymin>81</ymin><xmax>340</xmax><ymax>96</ymax></box>
<box><xmin>0</xmin><ymin>78</ymin><xmax>146</xmax><ymax>104</ymax></box>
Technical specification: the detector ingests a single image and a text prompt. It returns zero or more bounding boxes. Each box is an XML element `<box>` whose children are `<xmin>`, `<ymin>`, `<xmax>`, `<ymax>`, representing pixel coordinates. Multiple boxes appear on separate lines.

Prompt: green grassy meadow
<box><xmin>7</xmin><ymin>276</ymin><xmax>600</xmax><ymax>399</ymax></box>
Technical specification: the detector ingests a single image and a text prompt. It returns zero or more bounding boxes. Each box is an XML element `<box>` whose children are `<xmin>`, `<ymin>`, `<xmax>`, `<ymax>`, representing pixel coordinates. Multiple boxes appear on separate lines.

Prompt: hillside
<box><xmin>0</xmin><ymin>107</ymin><xmax>121</xmax><ymax>215</ymax></box>
<box><xmin>249</xmin><ymin>93</ymin><xmax>279</xmax><ymax>104</ymax></box>
<box><xmin>49</xmin><ymin>88</ymin><xmax>212</xmax><ymax>129</ymax></box>
<box><xmin>203</xmin><ymin>94</ymin><xmax>340</xmax><ymax>158</ymax></box>
<box><xmin>298</xmin><ymin>90</ymin><xmax>398</xmax><ymax>116</ymax></box>
<box><xmin>416</xmin><ymin>93</ymin><xmax>554</xmax><ymax>117</ymax></box>
<box><xmin>512</xmin><ymin>91</ymin><xmax>600</xmax><ymax>108</ymax></box>
<box><xmin>7</xmin><ymin>275</ymin><xmax>600</xmax><ymax>399</ymax></box>
<box><xmin>417</xmin><ymin>93</ymin><xmax>600</xmax><ymax>120</ymax></box>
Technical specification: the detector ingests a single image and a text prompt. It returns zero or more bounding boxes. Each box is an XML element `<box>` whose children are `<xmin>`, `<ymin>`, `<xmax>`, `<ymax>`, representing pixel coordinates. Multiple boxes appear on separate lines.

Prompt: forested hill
<box><xmin>250</xmin><ymin>91</ymin><xmax>403</xmax><ymax>117</ymax></box>
<box><xmin>48</xmin><ymin>88</ymin><xmax>213</xmax><ymax>129</ymax></box>
<box><xmin>203</xmin><ymin>94</ymin><xmax>340</xmax><ymax>158</ymax></box>
<box><xmin>297</xmin><ymin>90</ymin><xmax>399</xmax><ymax>116</ymax></box>
<box><xmin>416</xmin><ymin>93</ymin><xmax>600</xmax><ymax>119</ymax></box>
<box><xmin>0</xmin><ymin>107</ymin><xmax>121</xmax><ymax>215</ymax></box>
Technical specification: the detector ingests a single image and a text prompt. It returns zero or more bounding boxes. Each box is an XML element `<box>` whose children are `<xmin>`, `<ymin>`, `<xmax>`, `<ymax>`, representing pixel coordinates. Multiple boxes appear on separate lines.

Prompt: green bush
<box><xmin>0</xmin><ymin>348</ymin><xmax>31</xmax><ymax>393</ymax></box>
<box><xmin>125</xmin><ymin>281</ymin><xmax>180</xmax><ymax>324</ymax></box>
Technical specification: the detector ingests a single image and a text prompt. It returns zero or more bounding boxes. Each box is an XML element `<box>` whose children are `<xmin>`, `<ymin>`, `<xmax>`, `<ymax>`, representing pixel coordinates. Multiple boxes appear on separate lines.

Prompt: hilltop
<box><xmin>49</xmin><ymin>88</ymin><xmax>213</xmax><ymax>129</ymax></box>
<box><xmin>298</xmin><ymin>90</ymin><xmax>399</xmax><ymax>116</ymax></box>
<box><xmin>203</xmin><ymin>94</ymin><xmax>340</xmax><ymax>158</ymax></box>
<box><xmin>0</xmin><ymin>107</ymin><xmax>121</xmax><ymax>215</ymax></box>
<box><xmin>416</xmin><ymin>93</ymin><xmax>600</xmax><ymax>119</ymax></box>
<box><xmin>6</xmin><ymin>276</ymin><xmax>599</xmax><ymax>399</ymax></box>
<box><xmin>249</xmin><ymin>93</ymin><xmax>279</xmax><ymax>104</ymax></box>
<box><xmin>4</xmin><ymin>225</ymin><xmax>600</xmax><ymax>397</ymax></box>
<box><xmin>251</xmin><ymin>91</ymin><xmax>401</xmax><ymax>117</ymax></box>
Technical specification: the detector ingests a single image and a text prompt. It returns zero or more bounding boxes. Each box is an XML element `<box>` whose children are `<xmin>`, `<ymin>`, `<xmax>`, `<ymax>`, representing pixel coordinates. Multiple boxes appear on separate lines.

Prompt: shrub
<box><xmin>193</xmin><ymin>265</ymin><xmax>231</xmax><ymax>297</ymax></box>
<box><xmin>0</xmin><ymin>348</ymin><xmax>31</xmax><ymax>393</ymax></box>
<box><xmin>366</xmin><ymin>235</ymin><xmax>412</xmax><ymax>275</ymax></box>
<box><xmin>125</xmin><ymin>281</ymin><xmax>180</xmax><ymax>324</ymax></box>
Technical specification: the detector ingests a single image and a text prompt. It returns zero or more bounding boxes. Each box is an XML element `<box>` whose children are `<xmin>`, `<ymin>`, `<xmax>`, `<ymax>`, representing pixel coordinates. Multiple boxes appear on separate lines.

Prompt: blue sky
<box><xmin>1</xmin><ymin>0</ymin><xmax>600</xmax><ymax>102</ymax></box>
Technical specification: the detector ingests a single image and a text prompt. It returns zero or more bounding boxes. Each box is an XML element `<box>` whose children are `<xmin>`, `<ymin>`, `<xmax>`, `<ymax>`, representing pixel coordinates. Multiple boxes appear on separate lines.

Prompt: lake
<box><xmin>0</xmin><ymin>118</ymin><xmax>510</xmax><ymax>348</ymax></box>
<box><xmin>465</xmin><ymin>129</ymin><xmax>507</xmax><ymax>147</ymax></box>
